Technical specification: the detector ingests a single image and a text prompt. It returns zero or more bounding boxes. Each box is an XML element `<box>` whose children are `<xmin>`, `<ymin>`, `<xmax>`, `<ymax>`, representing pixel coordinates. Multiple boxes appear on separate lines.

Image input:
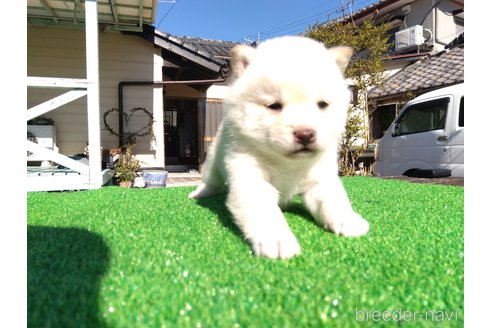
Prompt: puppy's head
<box><xmin>226</xmin><ymin>36</ymin><xmax>353</xmax><ymax>160</ymax></box>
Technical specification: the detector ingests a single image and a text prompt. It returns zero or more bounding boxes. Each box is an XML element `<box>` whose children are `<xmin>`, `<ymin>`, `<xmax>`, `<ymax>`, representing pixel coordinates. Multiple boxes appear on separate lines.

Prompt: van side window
<box><xmin>394</xmin><ymin>98</ymin><xmax>450</xmax><ymax>136</ymax></box>
<box><xmin>459</xmin><ymin>96</ymin><xmax>464</xmax><ymax>127</ymax></box>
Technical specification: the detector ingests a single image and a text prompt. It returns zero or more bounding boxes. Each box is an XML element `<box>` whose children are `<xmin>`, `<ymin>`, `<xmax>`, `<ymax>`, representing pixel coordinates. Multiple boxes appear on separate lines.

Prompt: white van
<box><xmin>373</xmin><ymin>83</ymin><xmax>464</xmax><ymax>177</ymax></box>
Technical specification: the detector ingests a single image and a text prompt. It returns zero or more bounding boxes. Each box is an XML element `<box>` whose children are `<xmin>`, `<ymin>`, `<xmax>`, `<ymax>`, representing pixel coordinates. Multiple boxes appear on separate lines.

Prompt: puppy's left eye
<box><xmin>266</xmin><ymin>102</ymin><xmax>283</xmax><ymax>111</ymax></box>
<box><xmin>317</xmin><ymin>101</ymin><xmax>329</xmax><ymax>110</ymax></box>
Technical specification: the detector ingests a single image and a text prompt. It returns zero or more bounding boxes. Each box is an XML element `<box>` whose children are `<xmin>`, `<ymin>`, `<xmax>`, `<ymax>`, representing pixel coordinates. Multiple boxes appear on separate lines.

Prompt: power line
<box><xmin>242</xmin><ymin>7</ymin><xmax>336</xmax><ymax>41</ymax></box>
<box><xmin>241</xmin><ymin>0</ymin><xmax>376</xmax><ymax>43</ymax></box>
<box><xmin>246</xmin><ymin>11</ymin><xmax>331</xmax><ymax>38</ymax></box>
<box><xmin>157</xmin><ymin>0</ymin><xmax>181</xmax><ymax>28</ymax></box>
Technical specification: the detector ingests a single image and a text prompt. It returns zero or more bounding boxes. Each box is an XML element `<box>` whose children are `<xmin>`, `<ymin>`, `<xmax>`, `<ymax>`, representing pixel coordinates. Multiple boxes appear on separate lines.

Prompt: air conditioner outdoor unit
<box><xmin>395</xmin><ymin>25</ymin><xmax>425</xmax><ymax>50</ymax></box>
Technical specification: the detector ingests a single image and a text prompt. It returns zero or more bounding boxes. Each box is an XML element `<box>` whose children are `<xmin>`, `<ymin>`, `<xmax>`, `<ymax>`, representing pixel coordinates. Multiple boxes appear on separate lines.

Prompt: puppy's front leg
<box><xmin>302</xmin><ymin>178</ymin><xmax>369</xmax><ymax>237</ymax></box>
<box><xmin>226</xmin><ymin>156</ymin><xmax>301</xmax><ymax>259</ymax></box>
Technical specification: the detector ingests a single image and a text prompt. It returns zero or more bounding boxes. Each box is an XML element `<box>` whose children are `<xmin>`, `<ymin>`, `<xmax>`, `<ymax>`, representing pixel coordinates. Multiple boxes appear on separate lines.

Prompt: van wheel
<box><xmin>403</xmin><ymin>169</ymin><xmax>419</xmax><ymax>177</ymax></box>
<box><xmin>403</xmin><ymin>168</ymin><xmax>451</xmax><ymax>178</ymax></box>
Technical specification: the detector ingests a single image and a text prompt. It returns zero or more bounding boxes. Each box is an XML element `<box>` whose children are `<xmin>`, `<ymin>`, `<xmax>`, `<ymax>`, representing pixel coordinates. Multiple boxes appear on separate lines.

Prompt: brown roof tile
<box><xmin>369</xmin><ymin>44</ymin><xmax>464</xmax><ymax>99</ymax></box>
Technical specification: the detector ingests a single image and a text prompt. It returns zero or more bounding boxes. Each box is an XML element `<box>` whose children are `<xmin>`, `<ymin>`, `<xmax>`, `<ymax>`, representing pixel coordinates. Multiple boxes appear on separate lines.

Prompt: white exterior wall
<box><xmin>27</xmin><ymin>26</ymin><xmax>165</xmax><ymax>168</ymax></box>
<box><xmin>28</xmin><ymin>27</ymin><xmax>87</xmax><ymax>155</ymax></box>
<box><xmin>434</xmin><ymin>0</ymin><xmax>464</xmax><ymax>50</ymax></box>
<box><xmin>206</xmin><ymin>84</ymin><xmax>229</xmax><ymax>99</ymax></box>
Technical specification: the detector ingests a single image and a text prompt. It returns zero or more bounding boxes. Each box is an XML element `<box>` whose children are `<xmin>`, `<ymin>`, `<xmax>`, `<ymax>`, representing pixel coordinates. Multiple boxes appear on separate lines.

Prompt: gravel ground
<box><xmin>375</xmin><ymin>175</ymin><xmax>464</xmax><ymax>187</ymax></box>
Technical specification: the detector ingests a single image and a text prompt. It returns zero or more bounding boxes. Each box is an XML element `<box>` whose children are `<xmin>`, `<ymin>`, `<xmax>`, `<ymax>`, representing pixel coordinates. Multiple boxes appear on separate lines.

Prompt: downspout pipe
<box><xmin>117</xmin><ymin>78</ymin><xmax>226</xmax><ymax>146</ymax></box>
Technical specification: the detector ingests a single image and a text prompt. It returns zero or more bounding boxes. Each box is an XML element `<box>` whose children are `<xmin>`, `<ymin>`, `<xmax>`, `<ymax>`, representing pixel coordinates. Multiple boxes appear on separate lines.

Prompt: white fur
<box><xmin>189</xmin><ymin>36</ymin><xmax>369</xmax><ymax>259</ymax></box>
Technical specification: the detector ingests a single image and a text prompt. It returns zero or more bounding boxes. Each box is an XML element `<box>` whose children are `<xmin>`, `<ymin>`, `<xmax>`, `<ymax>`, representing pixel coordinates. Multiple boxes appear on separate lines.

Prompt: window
<box><xmin>348</xmin><ymin>85</ymin><xmax>358</xmax><ymax>105</ymax></box>
<box><xmin>394</xmin><ymin>98</ymin><xmax>450</xmax><ymax>136</ymax></box>
<box><xmin>459</xmin><ymin>96</ymin><xmax>464</xmax><ymax>127</ymax></box>
<box><xmin>371</xmin><ymin>104</ymin><xmax>398</xmax><ymax>139</ymax></box>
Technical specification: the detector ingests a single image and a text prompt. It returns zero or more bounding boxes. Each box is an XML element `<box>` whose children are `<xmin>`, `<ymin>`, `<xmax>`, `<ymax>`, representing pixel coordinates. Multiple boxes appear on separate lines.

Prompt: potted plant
<box><xmin>113</xmin><ymin>143</ymin><xmax>140</xmax><ymax>188</ymax></box>
<box><xmin>103</xmin><ymin>107</ymin><xmax>153</xmax><ymax>188</ymax></box>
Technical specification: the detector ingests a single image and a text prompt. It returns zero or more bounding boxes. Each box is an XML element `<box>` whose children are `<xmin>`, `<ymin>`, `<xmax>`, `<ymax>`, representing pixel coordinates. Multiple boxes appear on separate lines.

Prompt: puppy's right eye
<box><xmin>317</xmin><ymin>101</ymin><xmax>329</xmax><ymax>110</ymax></box>
<box><xmin>266</xmin><ymin>102</ymin><xmax>283</xmax><ymax>111</ymax></box>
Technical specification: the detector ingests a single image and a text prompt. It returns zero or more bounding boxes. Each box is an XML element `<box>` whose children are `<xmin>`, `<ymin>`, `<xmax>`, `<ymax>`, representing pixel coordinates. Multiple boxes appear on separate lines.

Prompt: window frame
<box><xmin>393</xmin><ymin>97</ymin><xmax>451</xmax><ymax>137</ymax></box>
<box><xmin>458</xmin><ymin>96</ymin><xmax>464</xmax><ymax>128</ymax></box>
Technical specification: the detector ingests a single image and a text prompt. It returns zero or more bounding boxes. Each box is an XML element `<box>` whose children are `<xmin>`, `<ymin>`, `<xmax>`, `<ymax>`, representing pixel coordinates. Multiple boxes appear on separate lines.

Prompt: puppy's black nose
<box><xmin>293</xmin><ymin>129</ymin><xmax>316</xmax><ymax>146</ymax></box>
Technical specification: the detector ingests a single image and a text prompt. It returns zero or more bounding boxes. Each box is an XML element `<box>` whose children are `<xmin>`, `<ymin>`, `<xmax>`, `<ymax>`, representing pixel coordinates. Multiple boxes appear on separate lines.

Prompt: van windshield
<box><xmin>394</xmin><ymin>98</ymin><xmax>450</xmax><ymax>136</ymax></box>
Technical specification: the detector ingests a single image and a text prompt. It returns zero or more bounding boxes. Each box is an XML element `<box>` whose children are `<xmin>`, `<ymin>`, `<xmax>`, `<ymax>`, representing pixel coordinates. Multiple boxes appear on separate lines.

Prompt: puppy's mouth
<box><xmin>287</xmin><ymin>146</ymin><xmax>318</xmax><ymax>158</ymax></box>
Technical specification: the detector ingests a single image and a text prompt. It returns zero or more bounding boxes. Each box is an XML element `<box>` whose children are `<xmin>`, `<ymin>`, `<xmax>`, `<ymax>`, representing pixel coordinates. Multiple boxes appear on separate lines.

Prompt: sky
<box><xmin>154</xmin><ymin>0</ymin><xmax>381</xmax><ymax>42</ymax></box>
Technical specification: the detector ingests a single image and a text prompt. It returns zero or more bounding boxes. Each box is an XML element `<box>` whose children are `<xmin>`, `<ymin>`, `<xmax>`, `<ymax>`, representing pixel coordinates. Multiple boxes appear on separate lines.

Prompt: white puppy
<box><xmin>189</xmin><ymin>36</ymin><xmax>369</xmax><ymax>259</ymax></box>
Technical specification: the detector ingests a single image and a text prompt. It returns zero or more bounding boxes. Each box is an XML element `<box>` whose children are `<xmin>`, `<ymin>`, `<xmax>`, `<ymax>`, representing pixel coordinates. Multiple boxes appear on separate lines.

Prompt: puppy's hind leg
<box><xmin>188</xmin><ymin>146</ymin><xmax>225</xmax><ymax>199</ymax></box>
<box><xmin>188</xmin><ymin>160</ymin><xmax>225</xmax><ymax>199</ymax></box>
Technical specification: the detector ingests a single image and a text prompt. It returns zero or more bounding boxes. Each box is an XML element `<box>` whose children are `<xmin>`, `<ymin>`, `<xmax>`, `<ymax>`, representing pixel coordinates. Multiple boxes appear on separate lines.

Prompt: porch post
<box><xmin>85</xmin><ymin>0</ymin><xmax>103</xmax><ymax>188</ymax></box>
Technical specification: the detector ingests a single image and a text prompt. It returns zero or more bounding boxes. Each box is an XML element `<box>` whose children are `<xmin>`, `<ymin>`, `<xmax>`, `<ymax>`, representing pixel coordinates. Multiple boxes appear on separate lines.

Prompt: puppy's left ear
<box><xmin>328</xmin><ymin>46</ymin><xmax>353</xmax><ymax>75</ymax></box>
<box><xmin>230</xmin><ymin>44</ymin><xmax>257</xmax><ymax>77</ymax></box>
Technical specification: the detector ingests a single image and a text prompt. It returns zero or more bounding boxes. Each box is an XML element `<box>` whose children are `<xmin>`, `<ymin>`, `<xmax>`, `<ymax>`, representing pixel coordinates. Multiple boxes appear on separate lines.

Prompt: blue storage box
<box><xmin>143</xmin><ymin>170</ymin><xmax>168</xmax><ymax>188</ymax></box>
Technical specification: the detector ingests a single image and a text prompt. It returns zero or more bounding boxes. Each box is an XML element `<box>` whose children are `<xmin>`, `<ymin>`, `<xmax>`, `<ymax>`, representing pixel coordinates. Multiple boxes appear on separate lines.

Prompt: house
<box><xmin>336</xmin><ymin>0</ymin><xmax>464</xmax><ymax>58</ymax></box>
<box><xmin>27</xmin><ymin>0</ymin><xmax>236</xmax><ymax>191</ymax></box>
<box><xmin>120</xmin><ymin>25</ymin><xmax>236</xmax><ymax>171</ymax></box>
<box><xmin>331</xmin><ymin>0</ymin><xmax>464</xmax><ymax>170</ymax></box>
<box><xmin>368</xmin><ymin>34</ymin><xmax>463</xmax><ymax>139</ymax></box>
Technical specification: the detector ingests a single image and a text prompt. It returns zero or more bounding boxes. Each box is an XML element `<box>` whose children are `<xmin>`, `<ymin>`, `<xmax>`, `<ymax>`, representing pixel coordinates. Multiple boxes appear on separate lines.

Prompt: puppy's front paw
<box><xmin>251</xmin><ymin>230</ymin><xmax>301</xmax><ymax>260</ymax></box>
<box><xmin>329</xmin><ymin>213</ymin><xmax>370</xmax><ymax>237</ymax></box>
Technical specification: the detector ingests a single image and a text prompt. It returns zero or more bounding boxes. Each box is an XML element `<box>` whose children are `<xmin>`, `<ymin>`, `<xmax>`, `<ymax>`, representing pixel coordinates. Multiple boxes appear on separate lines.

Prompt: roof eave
<box><xmin>27</xmin><ymin>0</ymin><xmax>157</xmax><ymax>32</ymax></box>
<box><xmin>335</xmin><ymin>0</ymin><xmax>415</xmax><ymax>26</ymax></box>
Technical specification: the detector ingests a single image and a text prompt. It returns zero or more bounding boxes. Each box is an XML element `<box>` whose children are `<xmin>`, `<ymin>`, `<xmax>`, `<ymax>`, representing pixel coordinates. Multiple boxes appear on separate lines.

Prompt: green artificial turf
<box><xmin>27</xmin><ymin>177</ymin><xmax>464</xmax><ymax>327</ymax></box>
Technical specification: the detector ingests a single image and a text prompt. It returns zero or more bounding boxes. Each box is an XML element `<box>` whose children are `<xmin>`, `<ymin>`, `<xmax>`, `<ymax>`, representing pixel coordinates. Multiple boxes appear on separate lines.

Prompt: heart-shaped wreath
<box><xmin>103</xmin><ymin>107</ymin><xmax>154</xmax><ymax>141</ymax></box>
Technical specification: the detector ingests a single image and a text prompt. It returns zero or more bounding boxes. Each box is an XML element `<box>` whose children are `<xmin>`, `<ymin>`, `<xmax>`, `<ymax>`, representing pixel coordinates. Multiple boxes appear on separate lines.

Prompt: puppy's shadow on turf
<box><xmin>283</xmin><ymin>202</ymin><xmax>321</xmax><ymax>228</ymax></box>
<box><xmin>195</xmin><ymin>194</ymin><xmax>244</xmax><ymax>239</ymax></box>
<box><xmin>195</xmin><ymin>194</ymin><xmax>319</xmax><ymax>238</ymax></box>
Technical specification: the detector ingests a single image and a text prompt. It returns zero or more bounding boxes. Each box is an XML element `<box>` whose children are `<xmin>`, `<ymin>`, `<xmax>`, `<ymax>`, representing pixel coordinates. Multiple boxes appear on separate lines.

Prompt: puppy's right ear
<box><xmin>230</xmin><ymin>44</ymin><xmax>256</xmax><ymax>77</ymax></box>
